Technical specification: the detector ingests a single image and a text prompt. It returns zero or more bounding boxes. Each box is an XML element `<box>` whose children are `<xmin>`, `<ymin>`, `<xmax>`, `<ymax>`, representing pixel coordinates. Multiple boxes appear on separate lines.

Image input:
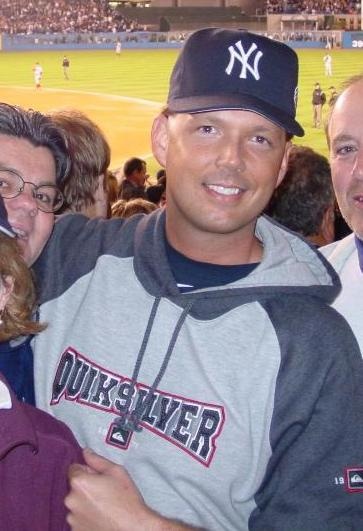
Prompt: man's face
<box><xmin>328</xmin><ymin>79</ymin><xmax>363</xmax><ymax>238</ymax></box>
<box><xmin>1</xmin><ymin>134</ymin><xmax>57</xmax><ymax>266</ymax></box>
<box><xmin>135</xmin><ymin>162</ymin><xmax>148</xmax><ymax>187</ymax></box>
<box><xmin>152</xmin><ymin>109</ymin><xmax>289</xmax><ymax>261</ymax></box>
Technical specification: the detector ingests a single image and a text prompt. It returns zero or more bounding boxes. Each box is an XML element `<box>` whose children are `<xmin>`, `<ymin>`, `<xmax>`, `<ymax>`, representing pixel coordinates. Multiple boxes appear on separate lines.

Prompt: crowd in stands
<box><xmin>0</xmin><ymin>0</ymin><xmax>360</xmax><ymax>35</ymax></box>
<box><xmin>266</xmin><ymin>0</ymin><xmax>360</xmax><ymax>14</ymax></box>
<box><xmin>0</xmin><ymin>0</ymin><xmax>142</xmax><ymax>35</ymax></box>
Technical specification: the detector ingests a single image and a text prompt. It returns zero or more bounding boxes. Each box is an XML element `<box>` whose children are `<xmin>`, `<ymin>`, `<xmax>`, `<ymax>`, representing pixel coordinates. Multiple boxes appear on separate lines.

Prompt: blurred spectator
<box><xmin>111</xmin><ymin>197</ymin><xmax>156</xmax><ymax>218</ymax></box>
<box><xmin>155</xmin><ymin>168</ymin><xmax>166</xmax><ymax>182</ymax></box>
<box><xmin>118</xmin><ymin>157</ymin><xmax>148</xmax><ymax>201</ymax></box>
<box><xmin>106</xmin><ymin>171</ymin><xmax>118</xmax><ymax>205</ymax></box>
<box><xmin>110</xmin><ymin>198</ymin><xmax>126</xmax><ymax>218</ymax></box>
<box><xmin>155</xmin><ymin>168</ymin><xmax>166</xmax><ymax>196</ymax></box>
<box><xmin>265</xmin><ymin>145</ymin><xmax>335</xmax><ymax>247</ymax></box>
<box><xmin>49</xmin><ymin>108</ymin><xmax>110</xmax><ymax>219</ymax></box>
<box><xmin>145</xmin><ymin>182</ymin><xmax>166</xmax><ymax>207</ymax></box>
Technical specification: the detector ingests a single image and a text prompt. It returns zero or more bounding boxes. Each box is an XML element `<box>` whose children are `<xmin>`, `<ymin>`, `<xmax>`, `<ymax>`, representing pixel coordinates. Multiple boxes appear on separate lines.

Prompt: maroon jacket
<box><xmin>0</xmin><ymin>375</ymin><xmax>83</xmax><ymax>530</ymax></box>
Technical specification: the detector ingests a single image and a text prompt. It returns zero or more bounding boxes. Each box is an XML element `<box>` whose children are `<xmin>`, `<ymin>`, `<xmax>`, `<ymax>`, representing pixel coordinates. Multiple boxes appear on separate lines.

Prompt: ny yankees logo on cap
<box><xmin>226</xmin><ymin>41</ymin><xmax>263</xmax><ymax>81</ymax></box>
<box><xmin>167</xmin><ymin>27</ymin><xmax>304</xmax><ymax>137</ymax></box>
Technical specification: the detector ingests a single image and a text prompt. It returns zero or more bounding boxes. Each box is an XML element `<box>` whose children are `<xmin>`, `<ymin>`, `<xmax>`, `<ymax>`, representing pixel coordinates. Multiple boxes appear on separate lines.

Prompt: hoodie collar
<box><xmin>134</xmin><ymin>210</ymin><xmax>340</xmax><ymax>304</ymax></box>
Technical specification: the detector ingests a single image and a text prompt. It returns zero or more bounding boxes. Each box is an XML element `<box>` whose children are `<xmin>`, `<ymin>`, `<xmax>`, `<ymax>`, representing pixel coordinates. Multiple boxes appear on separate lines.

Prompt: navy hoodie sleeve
<box><xmin>33</xmin><ymin>212</ymin><xmax>139</xmax><ymax>304</ymax></box>
<box><xmin>250</xmin><ymin>295</ymin><xmax>363</xmax><ymax>530</ymax></box>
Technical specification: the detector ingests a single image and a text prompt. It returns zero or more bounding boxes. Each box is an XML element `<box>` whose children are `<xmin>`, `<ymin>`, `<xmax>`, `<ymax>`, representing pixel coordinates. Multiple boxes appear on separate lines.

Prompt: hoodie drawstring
<box><xmin>115</xmin><ymin>298</ymin><xmax>194</xmax><ymax>432</ymax></box>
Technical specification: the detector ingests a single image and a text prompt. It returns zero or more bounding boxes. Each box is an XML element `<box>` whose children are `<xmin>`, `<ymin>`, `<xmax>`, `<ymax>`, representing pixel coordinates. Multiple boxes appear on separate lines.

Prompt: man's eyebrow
<box><xmin>0</xmin><ymin>166</ymin><xmax>56</xmax><ymax>186</ymax></box>
<box><xmin>331</xmin><ymin>133</ymin><xmax>356</xmax><ymax>145</ymax></box>
<box><xmin>0</xmin><ymin>164</ymin><xmax>21</xmax><ymax>173</ymax></box>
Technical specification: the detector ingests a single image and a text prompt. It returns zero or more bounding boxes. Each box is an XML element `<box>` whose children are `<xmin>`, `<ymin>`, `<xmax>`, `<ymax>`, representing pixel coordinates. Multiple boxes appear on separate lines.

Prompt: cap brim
<box><xmin>167</xmin><ymin>94</ymin><xmax>304</xmax><ymax>137</ymax></box>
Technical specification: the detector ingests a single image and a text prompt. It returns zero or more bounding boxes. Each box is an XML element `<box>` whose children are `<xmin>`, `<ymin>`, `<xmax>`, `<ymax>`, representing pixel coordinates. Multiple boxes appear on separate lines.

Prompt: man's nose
<box><xmin>352</xmin><ymin>149</ymin><xmax>363</xmax><ymax>181</ymax></box>
<box><xmin>5</xmin><ymin>185</ymin><xmax>38</xmax><ymax>215</ymax></box>
<box><xmin>216</xmin><ymin>141</ymin><xmax>246</xmax><ymax>172</ymax></box>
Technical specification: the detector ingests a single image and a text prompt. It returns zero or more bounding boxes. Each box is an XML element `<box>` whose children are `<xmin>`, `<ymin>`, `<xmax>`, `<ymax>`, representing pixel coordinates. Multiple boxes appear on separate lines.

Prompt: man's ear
<box><xmin>275</xmin><ymin>141</ymin><xmax>291</xmax><ymax>189</ymax></box>
<box><xmin>151</xmin><ymin>114</ymin><xmax>169</xmax><ymax>168</ymax></box>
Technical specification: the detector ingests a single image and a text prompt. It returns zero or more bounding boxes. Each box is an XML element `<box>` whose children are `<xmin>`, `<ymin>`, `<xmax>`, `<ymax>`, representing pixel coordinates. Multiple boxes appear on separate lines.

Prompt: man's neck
<box><xmin>165</xmin><ymin>224</ymin><xmax>263</xmax><ymax>266</ymax></box>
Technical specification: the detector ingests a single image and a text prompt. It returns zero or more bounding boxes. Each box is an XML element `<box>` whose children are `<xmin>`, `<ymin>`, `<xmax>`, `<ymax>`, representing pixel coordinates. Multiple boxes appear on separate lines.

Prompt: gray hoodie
<box><xmin>33</xmin><ymin>211</ymin><xmax>363</xmax><ymax>530</ymax></box>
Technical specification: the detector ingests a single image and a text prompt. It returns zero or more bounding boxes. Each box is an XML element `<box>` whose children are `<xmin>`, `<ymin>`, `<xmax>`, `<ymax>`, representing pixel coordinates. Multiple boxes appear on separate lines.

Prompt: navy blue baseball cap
<box><xmin>0</xmin><ymin>196</ymin><xmax>15</xmax><ymax>238</ymax></box>
<box><xmin>167</xmin><ymin>28</ymin><xmax>304</xmax><ymax>137</ymax></box>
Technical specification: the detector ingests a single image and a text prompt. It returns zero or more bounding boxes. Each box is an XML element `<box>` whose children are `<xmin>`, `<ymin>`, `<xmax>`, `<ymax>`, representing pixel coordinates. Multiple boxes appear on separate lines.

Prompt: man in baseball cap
<box><xmin>35</xmin><ymin>29</ymin><xmax>363</xmax><ymax>530</ymax></box>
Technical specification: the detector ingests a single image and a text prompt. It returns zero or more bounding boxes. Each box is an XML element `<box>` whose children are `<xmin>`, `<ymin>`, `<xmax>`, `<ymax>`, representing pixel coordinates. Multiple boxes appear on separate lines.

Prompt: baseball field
<box><xmin>0</xmin><ymin>46</ymin><xmax>362</xmax><ymax>176</ymax></box>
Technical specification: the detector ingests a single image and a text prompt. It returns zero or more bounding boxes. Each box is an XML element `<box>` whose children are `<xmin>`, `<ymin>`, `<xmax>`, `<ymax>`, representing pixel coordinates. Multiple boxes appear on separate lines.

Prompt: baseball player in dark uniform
<box><xmin>312</xmin><ymin>82</ymin><xmax>326</xmax><ymax>127</ymax></box>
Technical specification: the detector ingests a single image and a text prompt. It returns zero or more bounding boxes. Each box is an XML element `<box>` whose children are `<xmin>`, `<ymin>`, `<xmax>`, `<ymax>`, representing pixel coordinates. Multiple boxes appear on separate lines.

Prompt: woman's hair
<box><xmin>0</xmin><ymin>234</ymin><xmax>45</xmax><ymax>341</ymax></box>
<box><xmin>49</xmin><ymin>108</ymin><xmax>111</xmax><ymax>211</ymax></box>
<box><xmin>111</xmin><ymin>198</ymin><xmax>157</xmax><ymax>219</ymax></box>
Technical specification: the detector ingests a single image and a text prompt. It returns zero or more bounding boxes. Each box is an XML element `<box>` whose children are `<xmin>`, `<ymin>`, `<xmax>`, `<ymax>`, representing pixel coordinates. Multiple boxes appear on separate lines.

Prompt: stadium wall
<box><xmin>1</xmin><ymin>30</ymin><xmax>362</xmax><ymax>52</ymax></box>
<box><xmin>342</xmin><ymin>30</ymin><xmax>363</xmax><ymax>48</ymax></box>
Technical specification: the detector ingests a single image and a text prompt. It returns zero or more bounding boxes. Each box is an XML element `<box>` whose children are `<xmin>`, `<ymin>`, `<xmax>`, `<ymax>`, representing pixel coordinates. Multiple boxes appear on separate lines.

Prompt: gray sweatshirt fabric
<box><xmin>33</xmin><ymin>211</ymin><xmax>363</xmax><ymax>530</ymax></box>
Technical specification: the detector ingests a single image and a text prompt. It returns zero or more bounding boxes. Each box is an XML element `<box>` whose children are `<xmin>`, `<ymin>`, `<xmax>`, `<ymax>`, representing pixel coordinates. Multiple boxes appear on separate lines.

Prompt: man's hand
<box><xmin>65</xmin><ymin>448</ymin><xmax>158</xmax><ymax>531</ymax></box>
<box><xmin>65</xmin><ymin>449</ymin><xmax>197</xmax><ymax>531</ymax></box>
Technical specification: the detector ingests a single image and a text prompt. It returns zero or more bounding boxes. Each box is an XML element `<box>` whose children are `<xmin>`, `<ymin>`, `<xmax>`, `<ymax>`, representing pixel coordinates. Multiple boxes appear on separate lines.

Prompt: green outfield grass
<box><xmin>0</xmin><ymin>46</ymin><xmax>362</xmax><ymax>168</ymax></box>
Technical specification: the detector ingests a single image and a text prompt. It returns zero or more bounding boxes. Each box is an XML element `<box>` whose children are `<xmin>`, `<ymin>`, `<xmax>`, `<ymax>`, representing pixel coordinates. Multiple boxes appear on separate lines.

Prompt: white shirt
<box><xmin>320</xmin><ymin>234</ymin><xmax>363</xmax><ymax>355</ymax></box>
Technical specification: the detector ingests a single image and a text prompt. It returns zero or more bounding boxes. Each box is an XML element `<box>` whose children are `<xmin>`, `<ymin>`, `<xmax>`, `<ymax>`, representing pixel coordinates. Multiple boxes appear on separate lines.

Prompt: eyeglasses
<box><xmin>0</xmin><ymin>168</ymin><xmax>64</xmax><ymax>213</ymax></box>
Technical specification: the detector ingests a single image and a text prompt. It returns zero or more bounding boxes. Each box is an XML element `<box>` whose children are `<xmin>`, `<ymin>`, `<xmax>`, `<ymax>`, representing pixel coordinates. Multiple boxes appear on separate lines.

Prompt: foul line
<box><xmin>2</xmin><ymin>85</ymin><xmax>164</xmax><ymax>108</ymax></box>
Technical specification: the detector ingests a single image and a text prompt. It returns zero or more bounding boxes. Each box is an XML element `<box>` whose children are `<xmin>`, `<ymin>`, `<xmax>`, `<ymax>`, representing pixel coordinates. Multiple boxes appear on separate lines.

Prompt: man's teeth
<box><xmin>207</xmin><ymin>184</ymin><xmax>241</xmax><ymax>196</ymax></box>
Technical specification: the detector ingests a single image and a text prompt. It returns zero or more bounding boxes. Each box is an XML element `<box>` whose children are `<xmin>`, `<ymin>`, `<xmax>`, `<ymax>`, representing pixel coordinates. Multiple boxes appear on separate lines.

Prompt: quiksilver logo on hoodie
<box><xmin>345</xmin><ymin>467</ymin><xmax>363</xmax><ymax>493</ymax></box>
<box><xmin>51</xmin><ymin>347</ymin><xmax>225</xmax><ymax>467</ymax></box>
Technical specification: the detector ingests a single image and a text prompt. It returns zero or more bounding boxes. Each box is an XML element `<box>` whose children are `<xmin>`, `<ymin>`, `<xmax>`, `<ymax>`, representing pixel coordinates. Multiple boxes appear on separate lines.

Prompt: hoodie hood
<box><xmin>133</xmin><ymin>210</ymin><xmax>340</xmax><ymax>316</ymax></box>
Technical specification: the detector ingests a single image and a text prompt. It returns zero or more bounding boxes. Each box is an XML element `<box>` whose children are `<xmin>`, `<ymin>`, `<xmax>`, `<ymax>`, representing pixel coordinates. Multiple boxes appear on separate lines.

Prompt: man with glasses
<box><xmin>0</xmin><ymin>102</ymin><xmax>69</xmax><ymax>404</ymax></box>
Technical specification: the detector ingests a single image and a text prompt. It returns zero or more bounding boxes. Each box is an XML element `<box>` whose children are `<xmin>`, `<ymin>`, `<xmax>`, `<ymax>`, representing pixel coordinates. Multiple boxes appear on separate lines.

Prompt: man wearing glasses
<box><xmin>0</xmin><ymin>102</ymin><xmax>69</xmax><ymax>404</ymax></box>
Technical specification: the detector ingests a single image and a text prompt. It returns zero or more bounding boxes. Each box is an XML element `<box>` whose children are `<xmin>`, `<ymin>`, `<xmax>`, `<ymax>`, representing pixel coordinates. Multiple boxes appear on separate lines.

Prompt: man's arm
<box><xmin>65</xmin><ymin>449</ymin><xmax>203</xmax><ymax>531</ymax></box>
<box><xmin>250</xmin><ymin>300</ymin><xmax>363</xmax><ymax>530</ymax></box>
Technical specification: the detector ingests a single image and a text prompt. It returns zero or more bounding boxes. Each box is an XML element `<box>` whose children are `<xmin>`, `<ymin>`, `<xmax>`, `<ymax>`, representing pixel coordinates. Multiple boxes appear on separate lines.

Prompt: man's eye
<box><xmin>336</xmin><ymin>145</ymin><xmax>356</xmax><ymax>155</ymax></box>
<box><xmin>198</xmin><ymin>125</ymin><xmax>216</xmax><ymax>134</ymax></box>
<box><xmin>253</xmin><ymin>135</ymin><xmax>270</xmax><ymax>145</ymax></box>
<box><xmin>0</xmin><ymin>178</ymin><xmax>15</xmax><ymax>190</ymax></box>
<box><xmin>35</xmin><ymin>192</ymin><xmax>52</xmax><ymax>204</ymax></box>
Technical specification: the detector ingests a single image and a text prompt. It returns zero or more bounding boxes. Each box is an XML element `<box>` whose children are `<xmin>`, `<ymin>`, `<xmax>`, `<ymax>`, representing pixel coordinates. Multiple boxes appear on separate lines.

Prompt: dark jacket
<box><xmin>312</xmin><ymin>88</ymin><xmax>326</xmax><ymax>105</ymax></box>
<box><xmin>0</xmin><ymin>336</ymin><xmax>35</xmax><ymax>404</ymax></box>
